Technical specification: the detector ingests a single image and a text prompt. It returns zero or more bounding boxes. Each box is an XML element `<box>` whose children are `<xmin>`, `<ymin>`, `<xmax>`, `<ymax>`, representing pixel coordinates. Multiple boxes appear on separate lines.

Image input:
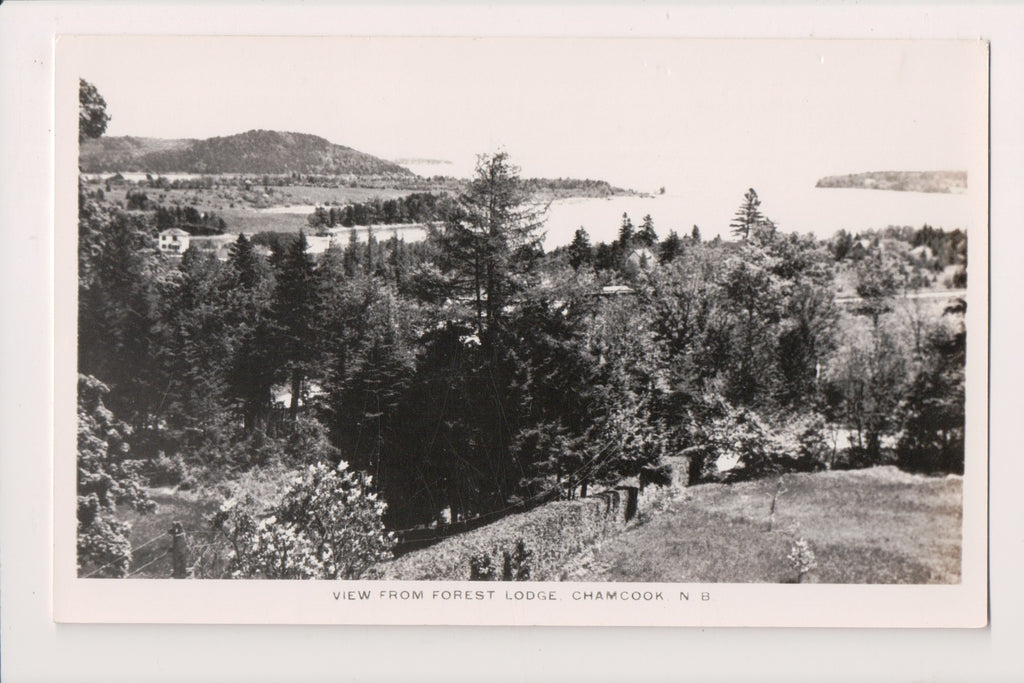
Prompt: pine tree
<box><xmin>618</xmin><ymin>212</ymin><xmax>635</xmax><ymax>249</ymax></box>
<box><xmin>435</xmin><ymin>152</ymin><xmax>545</xmax><ymax>335</ymax></box>
<box><xmin>691</xmin><ymin>224</ymin><xmax>702</xmax><ymax>243</ymax></box>
<box><xmin>730</xmin><ymin>188</ymin><xmax>764</xmax><ymax>241</ymax></box>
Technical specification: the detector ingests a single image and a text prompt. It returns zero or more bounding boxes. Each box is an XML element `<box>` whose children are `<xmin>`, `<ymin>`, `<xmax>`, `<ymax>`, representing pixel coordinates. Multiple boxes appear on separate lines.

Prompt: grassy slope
<box><xmin>563</xmin><ymin>467</ymin><xmax>962</xmax><ymax>584</ymax></box>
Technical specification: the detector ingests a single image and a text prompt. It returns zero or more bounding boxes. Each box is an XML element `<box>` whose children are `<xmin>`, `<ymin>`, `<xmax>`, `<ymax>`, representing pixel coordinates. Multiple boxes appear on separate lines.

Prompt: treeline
<box><xmin>307</xmin><ymin>192</ymin><xmax>448</xmax><ymax>228</ymax></box>
<box><xmin>557</xmin><ymin>213</ymin><xmax>699</xmax><ymax>274</ymax></box>
<box><xmin>122</xmin><ymin>190</ymin><xmax>227</xmax><ymax>235</ymax></box>
<box><xmin>78</xmin><ymin>147</ymin><xmax>965</xmax><ymax>577</ymax></box>
<box><xmin>816</xmin><ymin>170</ymin><xmax>967</xmax><ymax>194</ymax></box>
<box><xmin>520</xmin><ymin>177</ymin><xmax>631</xmax><ymax>198</ymax></box>
<box><xmin>154</xmin><ymin>205</ymin><xmax>227</xmax><ymax>236</ymax></box>
<box><xmin>830</xmin><ymin>224</ymin><xmax>967</xmax><ymax>268</ymax></box>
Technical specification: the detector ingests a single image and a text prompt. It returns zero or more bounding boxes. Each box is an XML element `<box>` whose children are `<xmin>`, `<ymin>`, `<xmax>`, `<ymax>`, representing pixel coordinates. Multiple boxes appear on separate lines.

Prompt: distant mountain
<box><xmin>815</xmin><ymin>170</ymin><xmax>967</xmax><ymax>194</ymax></box>
<box><xmin>80</xmin><ymin>130</ymin><xmax>414</xmax><ymax>177</ymax></box>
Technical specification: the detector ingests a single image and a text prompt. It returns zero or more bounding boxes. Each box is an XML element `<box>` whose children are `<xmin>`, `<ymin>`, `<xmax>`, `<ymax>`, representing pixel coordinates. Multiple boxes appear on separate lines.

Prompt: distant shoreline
<box><xmin>815</xmin><ymin>170</ymin><xmax>967</xmax><ymax>194</ymax></box>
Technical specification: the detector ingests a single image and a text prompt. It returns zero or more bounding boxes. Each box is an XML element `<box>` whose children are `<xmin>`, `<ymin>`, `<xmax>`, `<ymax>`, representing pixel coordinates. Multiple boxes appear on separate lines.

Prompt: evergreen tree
<box><xmin>618</xmin><ymin>212</ymin><xmax>635</xmax><ymax>245</ymax></box>
<box><xmin>659</xmin><ymin>230</ymin><xmax>683</xmax><ymax>263</ymax></box>
<box><xmin>593</xmin><ymin>242</ymin><xmax>618</xmax><ymax>272</ymax></box>
<box><xmin>272</xmin><ymin>231</ymin><xmax>321</xmax><ymax>419</ymax></box>
<box><xmin>227</xmin><ymin>233</ymin><xmax>261</xmax><ymax>288</ymax></box>
<box><xmin>636</xmin><ymin>214</ymin><xmax>658</xmax><ymax>247</ymax></box>
<box><xmin>434</xmin><ymin>151</ymin><xmax>545</xmax><ymax>336</ymax></box>
<box><xmin>225</xmin><ymin>233</ymin><xmax>276</xmax><ymax>435</ymax></box>
<box><xmin>567</xmin><ymin>226</ymin><xmax>592</xmax><ymax>271</ymax></box>
<box><xmin>691</xmin><ymin>225</ymin><xmax>702</xmax><ymax>242</ymax></box>
<box><xmin>730</xmin><ymin>188</ymin><xmax>764</xmax><ymax>241</ymax></box>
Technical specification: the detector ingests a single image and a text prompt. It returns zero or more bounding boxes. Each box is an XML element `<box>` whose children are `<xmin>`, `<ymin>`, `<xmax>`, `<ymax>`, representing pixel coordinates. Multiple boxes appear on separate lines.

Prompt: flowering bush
<box><xmin>213</xmin><ymin>461</ymin><xmax>394</xmax><ymax>579</ymax></box>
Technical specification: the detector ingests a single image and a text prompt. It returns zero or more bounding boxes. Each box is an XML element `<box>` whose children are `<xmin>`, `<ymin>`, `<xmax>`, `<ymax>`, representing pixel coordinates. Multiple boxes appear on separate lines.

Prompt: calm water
<box><xmin>541</xmin><ymin>186</ymin><xmax>973</xmax><ymax>250</ymax></box>
<box><xmin>88</xmin><ymin>169</ymin><xmax>975</xmax><ymax>248</ymax></box>
<box><xmin>251</xmin><ymin>187</ymin><xmax>972</xmax><ymax>248</ymax></box>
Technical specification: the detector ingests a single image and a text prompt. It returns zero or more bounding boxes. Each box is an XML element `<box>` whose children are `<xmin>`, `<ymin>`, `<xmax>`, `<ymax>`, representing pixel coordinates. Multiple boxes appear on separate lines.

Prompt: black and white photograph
<box><xmin>52</xmin><ymin>34</ymin><xmax>988</xmax><ymax>626</ymax></box>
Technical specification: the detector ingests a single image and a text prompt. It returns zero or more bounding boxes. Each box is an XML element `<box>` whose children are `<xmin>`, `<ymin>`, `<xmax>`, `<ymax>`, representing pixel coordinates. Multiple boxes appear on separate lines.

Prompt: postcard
<box><xmin>53</xmin><ymin>35</ymin><xmax>989</xmax><ymax>626</ymax></box>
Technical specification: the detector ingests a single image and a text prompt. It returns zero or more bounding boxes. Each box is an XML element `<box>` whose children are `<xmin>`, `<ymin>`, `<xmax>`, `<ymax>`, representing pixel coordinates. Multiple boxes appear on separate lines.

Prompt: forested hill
<box><xmin>815</xmin><ymin>170</ymin><xmax>967</xmax><ymax>194</ymax></box>
<box><xmin>80</xmin><ymin>130</ymin><xmax>415</xmax><ymax>176</ymax></box>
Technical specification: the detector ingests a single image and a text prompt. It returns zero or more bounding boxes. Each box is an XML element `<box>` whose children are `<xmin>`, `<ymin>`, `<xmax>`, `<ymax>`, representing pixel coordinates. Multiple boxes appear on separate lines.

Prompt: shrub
<box><xmin>77</xmin><ymin>374</ymin><xmax>155</xmax><ymax>577</ymax></box>
<box><xmin>212</xmin><ymin>461</ymin><xmax>394</xmax><ymax>579</ymax></box>
<box><xmin>691</xmin><ymin>402</ymin><xmax>830</xmax><ymax>482</ymax></box>
<box><xmin>145</xmin><ymin>451</ymin><xmax>192</xmax><ymax>488</ymax></box>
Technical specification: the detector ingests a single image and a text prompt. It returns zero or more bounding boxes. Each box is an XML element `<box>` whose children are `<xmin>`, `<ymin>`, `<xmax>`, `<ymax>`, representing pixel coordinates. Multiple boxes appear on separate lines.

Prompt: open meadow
<box><xmin>563</xmin><ymin>467</ymin><xmax>962</xmax><ymax>584</ymax></box>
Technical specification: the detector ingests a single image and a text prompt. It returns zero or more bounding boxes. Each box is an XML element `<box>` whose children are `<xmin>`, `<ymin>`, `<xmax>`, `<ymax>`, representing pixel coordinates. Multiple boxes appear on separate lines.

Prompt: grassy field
<box><xmin>562</xmin><ymin>466</ymin><xmax>962</xmax><ymax>584</ymax></box>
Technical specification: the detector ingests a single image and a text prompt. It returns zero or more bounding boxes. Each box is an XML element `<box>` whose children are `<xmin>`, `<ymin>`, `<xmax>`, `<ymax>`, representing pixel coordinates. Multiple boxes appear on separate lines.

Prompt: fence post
<box><xmin>169</xmin><ymin>522</ymin><xmax>189</xmax><ymax>579</ymax></box>
<box><xmin>616</xmin><ymin>486</ymin><xmax>639</xmax><ymax>522</ymax></box>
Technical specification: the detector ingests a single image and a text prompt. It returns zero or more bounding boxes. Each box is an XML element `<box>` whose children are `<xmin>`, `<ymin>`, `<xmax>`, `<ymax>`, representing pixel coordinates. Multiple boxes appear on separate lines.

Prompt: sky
<box><xmin>65</xmin><ymin>36</ymin><xmax>987</xmax><ymax>194</ymax></box>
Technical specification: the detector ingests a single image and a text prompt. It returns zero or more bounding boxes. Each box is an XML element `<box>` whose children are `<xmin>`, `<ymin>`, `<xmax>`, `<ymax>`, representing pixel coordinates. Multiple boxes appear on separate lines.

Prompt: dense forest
<box><xmin>77</xmin><ymin>80</ymin><xmax>967</xmax><ymax>579</ymax></box>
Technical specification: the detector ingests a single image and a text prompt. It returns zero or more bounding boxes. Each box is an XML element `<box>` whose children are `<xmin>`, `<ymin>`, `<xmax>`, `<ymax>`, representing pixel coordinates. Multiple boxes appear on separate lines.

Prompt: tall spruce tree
<box><xmin>272</xmin><ymin>231</ymin><xmax>321</xmax><ymax>418</ymax></box>
<box><xmin>730</xmin><ymin>188</ymin><xmax>764</xmax><ymax>241</ymax></box>
<box><xmin>225</xmin><ymin>233</ymin><xmax>276</xmax><ymax>434</ymax></box>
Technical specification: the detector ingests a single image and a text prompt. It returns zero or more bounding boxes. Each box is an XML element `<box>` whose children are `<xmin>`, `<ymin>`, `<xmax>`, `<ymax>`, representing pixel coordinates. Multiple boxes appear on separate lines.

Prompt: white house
<box><xmin>158</xmin><ymin>228</ymin><xmax>191</xmax><ymax>255</ymax></box>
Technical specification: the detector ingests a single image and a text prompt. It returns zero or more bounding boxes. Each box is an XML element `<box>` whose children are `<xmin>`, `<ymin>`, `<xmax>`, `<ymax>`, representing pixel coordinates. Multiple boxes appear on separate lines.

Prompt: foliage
<box><xmin>636</xmin><ymin>214</ymin><xmax>658</xmax><ymax>247</ymax></box>
<box><xmin>567</xmin><ymin>226</ymin><xmax>593</xmax><ymax>270</ymax></box>
<box><xmin>79</xmin><ymin>78</ymin><xmax>111</xmax><ymax>143</ymax></box>
<box><xmin>213</xmin><ymin>462</ymin><xmax>394</xmax><ymax>579</ymax></box>
<box><xmin>433</xmin><ymin>151</ymin><xmax>545</xmax><ymax>333</ymax></box>
<box><xmin>76</xmin><ymin>128</ymin><xmax>970</xmax><ymax>566</ymax></box>
<box><xmin>730</xmin><ymin>188</ymin><xmax>764</xmax><ymax>241</ymax></box>
<box><xmin>659</xmin><ymin>230</ymin><xmax>683</xmax><ymax>263</ymax></box>
<box><xmin>77</xmin><ymin>375</ymin><xmax>154</xmax><ymax>577</ymax></box>
<box><xmin>307</xmin><ymin>192</ymin><xmax>447</xmax><ymax>228</ymax></box>
<box><xmin>896</xmin><ymin>307</ymin><xmax>965</xmax><ymax>473</ymax></box>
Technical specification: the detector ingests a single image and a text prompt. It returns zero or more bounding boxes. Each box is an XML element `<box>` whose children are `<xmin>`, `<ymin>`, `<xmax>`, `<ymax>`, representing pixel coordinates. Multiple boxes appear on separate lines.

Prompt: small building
<box><xmin>600</xmin><ymin>285</ymin><xmax>635</xmax><ymax>297</ymax></box>
<box><xmin>158</xmin><ymin>228</ymin><xmax>191</xmax><ymax>255</ymax></box>
<box><xmin>624</xmin><ymin>247</ymin><xmax>658</xmax><ymax>276</ymax></box>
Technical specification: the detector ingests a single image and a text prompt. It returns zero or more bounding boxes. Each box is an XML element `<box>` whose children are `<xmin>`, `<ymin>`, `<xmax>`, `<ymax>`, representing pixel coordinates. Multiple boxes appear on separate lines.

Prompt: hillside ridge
<box><xmin>80</xmin><ymin>129</ymin><xmax>414</xmax><ymax>177</ymax></box>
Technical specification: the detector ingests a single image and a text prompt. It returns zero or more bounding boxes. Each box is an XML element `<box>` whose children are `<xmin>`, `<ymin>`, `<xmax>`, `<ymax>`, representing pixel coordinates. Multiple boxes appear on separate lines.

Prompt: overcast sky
<box><xmin>66</xmin><ymin>36</ymin><xmax>987</xmax><ymax>193</ymax></box>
